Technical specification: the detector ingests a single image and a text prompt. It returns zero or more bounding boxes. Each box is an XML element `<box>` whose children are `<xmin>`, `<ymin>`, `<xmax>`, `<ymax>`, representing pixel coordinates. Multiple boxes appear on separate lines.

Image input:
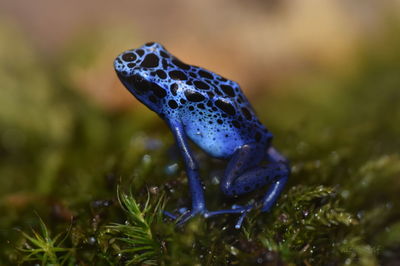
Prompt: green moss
<box><xmin>17</xmin><ymin>215</ymin><xmax>74</xmax><ymax>265</ymax></box>
<box><xmin>1</xmin><ymin>20</ymin><xmax>400</xmax><ymax>265</ymax></box>
<box><xmin>103</xmin><ymin>189</ymin><xmax>167</xmax><ymax>265</ymax></box>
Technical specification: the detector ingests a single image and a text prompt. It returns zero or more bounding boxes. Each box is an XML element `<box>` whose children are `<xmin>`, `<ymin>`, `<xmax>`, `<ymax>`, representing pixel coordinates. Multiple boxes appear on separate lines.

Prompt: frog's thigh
<box><xmin>220</xmin><ymin>144</ymin><xmax>289</xmax><ymax>198</ymax></box>
<box><xmin>220</xmin><ymin>143</ymin><xmax>266</xmax><ymax>196</ymax></box>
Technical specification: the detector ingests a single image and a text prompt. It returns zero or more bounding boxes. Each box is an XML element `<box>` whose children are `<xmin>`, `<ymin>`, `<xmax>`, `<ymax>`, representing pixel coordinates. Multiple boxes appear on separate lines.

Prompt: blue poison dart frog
<box><xmin>114</xmin><ymin>42</ymin><xmax>290</xmax><ymax>228</ymax></box>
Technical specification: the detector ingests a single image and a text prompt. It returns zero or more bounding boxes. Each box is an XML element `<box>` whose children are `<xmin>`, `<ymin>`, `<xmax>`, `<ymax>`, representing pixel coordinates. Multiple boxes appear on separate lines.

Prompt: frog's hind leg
<box><xmin>220</xmin><ymin>145</ymin><xmax>289</xmax><ymax>200</ymax></box>
<box><xmin>207</xmin><ymin>144</ymin><xmax>290</xmax><ymax>228</ymax></box>
<box><xmin>260</xmin><ymin>147</ymin><xmax>290</xmax><ymax>212</ymax></box>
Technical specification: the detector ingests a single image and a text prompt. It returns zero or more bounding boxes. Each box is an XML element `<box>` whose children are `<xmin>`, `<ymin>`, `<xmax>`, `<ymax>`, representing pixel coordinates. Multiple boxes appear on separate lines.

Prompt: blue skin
<box><xmin>114</xmin><ymin>42</ymin><xmax>290</xmax><ymax>228</ymax></box>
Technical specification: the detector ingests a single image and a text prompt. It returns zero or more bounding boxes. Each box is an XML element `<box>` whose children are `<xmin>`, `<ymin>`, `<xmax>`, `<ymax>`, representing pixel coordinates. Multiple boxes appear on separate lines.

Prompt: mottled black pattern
<box><xmin>114</xmin><ymin>42</ymin><xmax>272</xmax><ymax>158</ymax></box>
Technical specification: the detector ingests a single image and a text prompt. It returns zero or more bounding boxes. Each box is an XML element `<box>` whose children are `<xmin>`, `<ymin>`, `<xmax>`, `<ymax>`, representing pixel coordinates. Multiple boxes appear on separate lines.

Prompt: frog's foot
<box><xmin>205</xmin><ymin>204</ymin><xmax>254</xmax><ymax>229</ymax></box>
<box><xmin>163</xmin><ymin>206</ymin><xmax>192</xmax><ymax>220</ymax></box>
<box><xmin>163</xmin><ymin>207</ymin><xmax>207</xmax><ymax>226</ymax></box>
<box><xmin>164</xmin><ymin>205</ymin><xmax>253</xmax><ymax>228</ymax></box>
<box><xmin>176</xmin><ymin>208</ymin><xmax>206</xmax><ymax>226</ymax></box>
<box><xmin>163</xmin><ymin>210</ymin><xmax>178</xmax><ymax>220</ymax></box>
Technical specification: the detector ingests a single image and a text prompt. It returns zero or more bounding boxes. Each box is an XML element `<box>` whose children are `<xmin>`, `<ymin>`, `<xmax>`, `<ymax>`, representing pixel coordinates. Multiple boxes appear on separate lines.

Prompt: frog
<box><xmin>114</xmin><ymin>42</ymin><xmax>290</xmax><ymax>228</ymax></box>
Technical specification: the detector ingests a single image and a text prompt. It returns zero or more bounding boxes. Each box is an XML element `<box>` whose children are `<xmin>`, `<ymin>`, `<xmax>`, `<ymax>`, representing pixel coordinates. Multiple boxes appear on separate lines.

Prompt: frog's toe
<box><xmin>204</xmin><ymin>204</ymin><xmax>254</xmax><ymax>229</ymax></box>
<box><xmin>163</xmin><ymin>210</ymin><xmax>178</xmax><ymax>220</ymax></box>
<box><xmin>205</xmin><ymin>204</ymin><xmax>253</xmax><ymax>217</ymax></box>
<box><xmin>165</xmin><ymin>204</ymin><xmax>254</xmax><ymax>228</ymax></box>
<box><xmin>234</xmin><ymin>206</ymin><xmax>252</xmax><ymax>229</ymax></box>
<box><xmin>163</xmin><ymin>207</ymin><xmax>192</xmax><ymax>221</ymax></box>
<box><xmin>176</xmin><ymin>209</ymin><xmax>205</xmax><ymax>226</ymax></box>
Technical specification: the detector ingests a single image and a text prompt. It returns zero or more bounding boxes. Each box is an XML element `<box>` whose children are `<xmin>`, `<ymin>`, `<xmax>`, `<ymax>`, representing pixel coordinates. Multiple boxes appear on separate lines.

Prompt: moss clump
<box><xmin>103</xmin><ymin>190</ymin><xmax>167</xmax><ymax>265</ymax></box>
<box><xmin>17</xmin><ymin>216</ymin><xmax>74</xmax><ymax>265</ymax></box>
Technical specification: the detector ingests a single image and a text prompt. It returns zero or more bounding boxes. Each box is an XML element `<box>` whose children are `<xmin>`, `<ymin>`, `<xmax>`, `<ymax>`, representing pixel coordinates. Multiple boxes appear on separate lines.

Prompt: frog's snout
<box><xmin>114</xmin><ymin>50</ymin><xmax>142</xmax><ymax>77</ymax></box>
<box><xmin>114</xmin><ymin>54</ymin><xmax>125</xmax><ymax>74</ymax></box>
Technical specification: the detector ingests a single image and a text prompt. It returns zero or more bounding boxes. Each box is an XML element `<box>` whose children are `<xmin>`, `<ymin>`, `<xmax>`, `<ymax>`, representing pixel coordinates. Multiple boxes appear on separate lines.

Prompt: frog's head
<box><xmin>114</xmin><ymin>42</ymin><xmax>171</xmax><ymax>115</ymax></box>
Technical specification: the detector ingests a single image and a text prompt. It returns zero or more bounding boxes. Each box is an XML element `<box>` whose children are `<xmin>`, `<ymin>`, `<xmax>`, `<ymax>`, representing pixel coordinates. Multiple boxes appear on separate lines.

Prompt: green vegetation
<box><xmin>1</xmin><ymin>22</ymin><xmax>400</xmax><ymax>265</ymax></box>
<box><xmin>17</xmin><ymin>215</ymin><xmax>74</xmax><ymax>265</ymax></box>
<box><xmin>104</xmin><ymin>189</ymin><xmax>167</xmax><ymax>265</ymax></box>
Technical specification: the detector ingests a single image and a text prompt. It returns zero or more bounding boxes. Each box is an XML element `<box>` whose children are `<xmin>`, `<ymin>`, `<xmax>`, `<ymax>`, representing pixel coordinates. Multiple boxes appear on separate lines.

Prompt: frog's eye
<box><xmin>121</xmin><ymin>74</ymin><xmax>149</xmax><ymax>95</ymax></box>
<box><xmin>122</xmin><ymin>74</ymin><xmax>167</xmax><ymax>99</ymax></box>
<box><xmin>149</xmin><ymin>82</ymin><xmax>167</xmax><ymax>98</ymax></box>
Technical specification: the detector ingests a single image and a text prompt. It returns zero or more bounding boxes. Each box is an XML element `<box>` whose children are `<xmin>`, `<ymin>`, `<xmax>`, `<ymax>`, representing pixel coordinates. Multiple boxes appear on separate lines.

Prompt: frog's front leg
<box><xmin>207</xmin><ymin>144</ymin><xmax>289</xmax><ymax>228</ymax></box>
<box><xmin>166</xmin><ymin>119</ymin><xmax>206</xmax><ymax>225</ymax></box>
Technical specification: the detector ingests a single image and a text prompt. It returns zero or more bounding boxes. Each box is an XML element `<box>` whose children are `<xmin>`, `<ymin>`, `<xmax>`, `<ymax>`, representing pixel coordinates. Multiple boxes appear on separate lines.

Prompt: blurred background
<box><xmin>1</xmin><ymin>0</ymin><xmax>400</xmax><ymax>265</ymax></box>
<box><xmin>2</xmin><ymin>0</ymin><xmax>398</xmax><ymax>108</ymax></box>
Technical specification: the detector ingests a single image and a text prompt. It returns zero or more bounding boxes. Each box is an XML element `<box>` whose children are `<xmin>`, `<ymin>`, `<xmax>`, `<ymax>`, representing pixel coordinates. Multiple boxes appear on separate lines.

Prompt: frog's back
<box><xmin>177</xmin><ymin>79</ymin><xmax>272</xmax><ymax>158</ymax></box>
<box><xmin>114</xmin><ymin>42</ymin><xmax>272</xmax><ymax>158</ymax></box>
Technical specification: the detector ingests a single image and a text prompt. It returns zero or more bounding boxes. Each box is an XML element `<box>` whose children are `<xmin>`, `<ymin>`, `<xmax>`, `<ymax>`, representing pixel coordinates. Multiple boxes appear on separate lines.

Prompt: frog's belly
<box><xmin>184</xmin><ymin>124</ymin><xmax>246</xmax><ymax>159</ymax></box>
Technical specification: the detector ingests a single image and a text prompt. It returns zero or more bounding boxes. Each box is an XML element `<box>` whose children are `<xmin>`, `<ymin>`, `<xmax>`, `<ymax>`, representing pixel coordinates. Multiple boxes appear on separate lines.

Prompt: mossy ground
<box><xmin>1</xmin><ymin>22</ymin><xmax>400</xmax><ymax>265</ymax></box>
